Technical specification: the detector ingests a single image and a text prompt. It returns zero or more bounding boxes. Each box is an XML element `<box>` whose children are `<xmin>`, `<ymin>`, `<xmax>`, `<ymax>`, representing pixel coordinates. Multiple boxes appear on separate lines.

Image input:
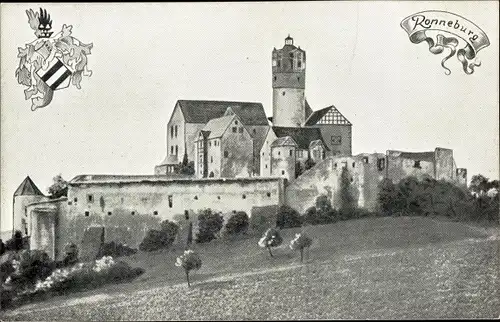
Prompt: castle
<box><xmin>11</xmin><ymin>36</ymin><xmax>467</xmax><ymax>260</ymax></box>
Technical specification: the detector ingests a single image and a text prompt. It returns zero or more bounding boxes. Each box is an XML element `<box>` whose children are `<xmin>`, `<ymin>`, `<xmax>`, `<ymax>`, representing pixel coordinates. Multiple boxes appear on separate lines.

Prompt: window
<box><xmin>281</xmin><ymin>170</ymin><xmax>285</xmax><ymax>175</ymax></box>
<box><xmin>174</xmin><ymin>125</ymin><xmax>178</xmax><ymax>138</ymax></box>
<box><xmin>217</xmin><ymin>196</ymin><xmax>221</xmax><ymax>200</ymax></box>
<box><xmin>232</xmin><ymin>127</ymin><xmax>237</xmax><ymax>133</ymax></box>
<box><xmin>85</xmin><ymin>211</ymin><xmax>90</xmax><ymax>217</ymax></box>
<box><xmin>175</xmin><ymin>145</ymin><xmax>178</xmax><ymax>155</ymax></box>
<box><xmin>21</xmin><ymin>219</ymin><xmax>27</xmax><ymax>235</ymax></box>
<box><xmin>297</xmin><ymin>61</ymin><xmax>301</xmax><ymax>69</ymax></box>
<box><xmin>298</xmin><ymin>150</ymin><xmax>303</xmax><ymax>158</ymax></box>
<box><xmin>171</xmin><ymin>126</ymin><xmax>174</xmax><ymax>138</ymax></box>
<box><xmin>235</xmin><ymin>120</ymin><xmax>238</xmax><ymax>125</ymax></box>
<box><xmin>262</xmin><ymin>152</ymin><xmax>264</xmax><ymax>156</ymax></box>
<box><xmin>108</xmin><ymin>211</ymin><xmax>112</xmax><ymax>216</ymax></box>
<box><xmin>363</xmin><ymin>156</ymin><xmax>369</xmax><ymax>163</ymax></box>
<box><xmin>278</xmin><ymin>151</ymin><xmax>280</xmax><ymax>156</ymax></box>
<box><xmin>194</xmin><ymin>196</ymin><xmax>198</xmax><ymax>200</ymax></box>
<box><xmin>210</xmin><ymin>156</ymin><xmax>213</xmax><ymax>163</ymax></box>
<box><xmin>331</xmin><ymin>136</ymin><xmax>342</xmax><ymax>145</ymax></box>
<box><xmin>352</xmin><ymin>162</ymin><xmax>356</xmax><ymax>168</ymax></box>
<box><xmin>350</xmin><ymin>178</ymin><xmax>354</xmax><ymax>182</ymax></box>
<box><xmin>277</xmin><ymin>60</ymin><xmax>281</xmax><ymax>68</ymax></box>
<box><xmin>153</xmin><ymin>211</ymin><xmax>158</xmax><ymax>216</ymax></box>
<box><xmin>238</xmin><ymin>127</ymin><xmax>243</xmax><ymax>133</ymax></box>
<box><xmin>168</xmin><ymin>195</ymin><xmax>173</xmax><ymax>208</ymax></box>
<box><xmin>224</xmin><ymin>150</ymin><xmax>229</xmax><ymax>158</ymax></box>
<box><xmin>267</xmin><ymin>192</ymin><xmax>271</xmax><ymax>197</ymax></box>
<box><xmin>74</xmin><ymin>197</ymin><xmax>78</xmax><ymax>203</ymax></box>
<box><xmin>273</xmin><ymin>76</ymin><xmax>277</xmax><ymax>81</ymax></box>
<box><xmin>414</xmin><ymin>160</ymin><xmax>421</xmax><ymax>169</ymax></box>
<box><xmin>209</xmin><ymin>141</ymin><xmax>211</xmax><ymax>147</ymax></box>
<box><xmin>377</xmin><ymin>158</ymin><xmax>385</xmax><ymax>171</ymax></box>
<box><xmin>131</xmin><ymin>211</ymin><xmax>135</xmax><ymax>215</ymax></box>
<box><xmin>334</xmin><ymin>163</ymin><xmax>337</xmax><ymax>168</ymax></box>
<box><xmin>185</xmin><ymin>210</ymin><xmax>190</xmax><ymax>220</ymax></box>
<box><xmin>253</xmin><ymin>129</ymin><xmax>256</xmax><ymax>135</ymax></box>
<box><xmin>282</xmin><ymin>91</ymin><xmax>286</xmax><ymax>96</ymax></box>
<box><xmin>290</xmin><ymin>150</ymin><xmax>293</xmax><ymax>156</ymax></box>
<box><xmin>242</xmin><ymin>194</ymin><xmax>246</xmax><ymax>199</ymax></box>
<box><xmin>87</xmin><ymin>194</ymin><xmax>94</xmax><ymax>203</ymax></box>
<box><xmin>171</xmin><ymin>146</ymin><xmax>174</xmax><ymax>155</ymax></box>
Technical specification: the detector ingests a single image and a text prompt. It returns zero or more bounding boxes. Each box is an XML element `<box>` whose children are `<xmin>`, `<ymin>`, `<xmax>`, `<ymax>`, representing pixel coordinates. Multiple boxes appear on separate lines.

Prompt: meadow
<box><xmin>1</xmin><ymin>216</ymin><xmax>499</xmax><ymax>320</ymax></box>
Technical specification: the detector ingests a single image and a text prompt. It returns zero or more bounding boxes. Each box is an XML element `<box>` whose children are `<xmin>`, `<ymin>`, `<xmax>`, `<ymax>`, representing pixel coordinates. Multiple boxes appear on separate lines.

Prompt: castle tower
<box><xmin>272</xmin><ymin>35</ymin><xmax>306</xmax><ymax>127</ymax></box>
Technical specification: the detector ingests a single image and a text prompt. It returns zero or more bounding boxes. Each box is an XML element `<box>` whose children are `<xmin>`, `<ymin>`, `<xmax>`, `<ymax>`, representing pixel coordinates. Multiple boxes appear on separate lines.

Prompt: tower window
<box><xmin>175</xmin><ymin>145</ymin><xmax>178</xmax><ymax>155</ymax></box>
<box><xmin>108</xmin><ymin>211</ymin><xmax>112</xmax><ymax>216</ymax></box>
<box><xmin>281</xmin><ymin>170</ymin><xmax>285</xmax><ymax>175</ymax></box>
<box><xmin>87</xmin><ymin>194</ymin><xmax>94</xmax><ymax>203</ymax></box>
<box><xmin>153</xmin><ymin>211</ymin><xmax>158</xmax><ymax>216</ymax></box>
<box><xmin>242</xmin><ymin>194</ymin><xmax>246</xmax><ymax>199</ymax></box>
<box><xmin>224</xmin><ymin>150</ymin><xmax>229</xmax><ymax>158</ymax></box>
<box><xmin>171</xmin><ymin>146</ymin><xmax>174</xmax><ymax>155</ymax></box>
<box><xmin>282</xmin><ymin>91</ymin><xmax>286</xmax><ymax>96</ymax></box>
<box><xmin>174</xmin><ymin>125</ymin><xmax>178</xmax><ymax>138</ymax></box>
<box><xmin>232</xmin><ymin>127</ymin><xmax>237</xmax><ymax>133</ymax></box>
<box><xmin>414</xmin><ymin>161</ymin><xmax>421</xmax><ymax>169</ymax></box>
<box><xmin>211</xmin><ymin>156</ymin><xmax>213</xmax><ymax>163</ymax></box>
<box><xmin>168</xmin><ymin>195</ymin><xmax>173</xmax><ymax>208</ymax></box>
<box><xmin>352</xmin><ymin>162</ymin><xmax>356</xmax><ymax>168</ymax></box>
<box><xmin>265</xmin><ymin>164</ymin><xmax>268</xmax><ymax>168</ymax></box>
<box><xmin>131</xmin><ymin>211</ymin><xmax>135</xmax><ymax>215</ymax></box>
<box><xmin>278</xmin><ymin>151</ymin><xmax>280</xmax><ymax>156</ymax></box>
<box><xmin>209</xmin><ymin>141</ymin><xmax>211</xmax><ymax>147</ymax></box>
<box><xmin>74</xmin><ymin>197</ymin><xmax>78</xmax><ymax>203</ymax></box>
<box><xmin>171</xmin><ymin>126</ymin><xmax>174</xmax><ymax>138</ymax></box>
<box><xmin>267</xmin><ymin>192</ymin><xmax>271</xmax><ymax>197</ymax></box>
<box><xmin>85</xmin><ymin>211</ymin><xmax>90</xmax><ymax>217</ymax></box>
<box><xmin>185</xmin><ymin>210</ymin><xmax>190</xmax><ymax>220</ymax></box>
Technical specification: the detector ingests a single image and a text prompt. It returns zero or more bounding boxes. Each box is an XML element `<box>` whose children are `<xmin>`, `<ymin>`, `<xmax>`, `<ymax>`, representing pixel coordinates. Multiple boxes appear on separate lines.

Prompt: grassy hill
<box><xmin>2</xmin><ymin>216</ymin><xmax>499</xmax><ymax>320</ymax></box>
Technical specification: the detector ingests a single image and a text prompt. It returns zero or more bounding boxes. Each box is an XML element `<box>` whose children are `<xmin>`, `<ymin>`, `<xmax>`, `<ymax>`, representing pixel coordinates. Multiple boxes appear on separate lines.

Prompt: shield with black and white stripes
<box><xmin>36</xmin><ymin>57</ymin><xmax>73</xmax><ymax>91</ymax></box>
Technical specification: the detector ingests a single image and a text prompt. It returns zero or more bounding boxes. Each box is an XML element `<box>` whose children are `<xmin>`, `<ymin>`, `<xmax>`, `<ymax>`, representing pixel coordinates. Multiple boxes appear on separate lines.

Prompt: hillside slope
<box><xmin>2</xmin><ymin>216</ymin><xmax>499</xmax><ymax>320</ymax></box>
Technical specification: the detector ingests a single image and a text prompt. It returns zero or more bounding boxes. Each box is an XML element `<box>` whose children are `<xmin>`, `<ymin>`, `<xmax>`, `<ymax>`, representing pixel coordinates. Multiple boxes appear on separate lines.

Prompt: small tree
<box><xmin>258</xmin><ymin>228</ymin><xmax>283</xmax><ymax>257</ymax></box>
<box><xmin>289</xmin><ymin>233</ymin><xmax>313</xmax><ymax>263</ymax></box>
<box><xmin>62</xmin><ymin>242</ymin><xmax>79</xmax><ymax>266</ymax></box>
<box><xmin>47</xmin><ymin>174</ymin><xmax>68</xmax><ymax>199</ymax></box>
<box><xmin>5</xmin><ymin>230</ymin><xmax>24</xmax><ymax>251</ymax></box>
<box><xmin>175</xmin><ymin>249</ymin><xmax>202</xmax><ymax>287</ymax></box>
<box><xmin>304</xmin><ymin>155</ymin><xmax>316</xmax><ymax>170</ymax></box>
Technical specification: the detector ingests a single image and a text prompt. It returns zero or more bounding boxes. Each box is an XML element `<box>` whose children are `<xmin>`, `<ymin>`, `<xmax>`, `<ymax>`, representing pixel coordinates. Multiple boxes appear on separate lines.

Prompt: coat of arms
<box><xmin>15</xmin><ymin>8</ymin><xmax>93</xmax><ymax>111</ymax></box>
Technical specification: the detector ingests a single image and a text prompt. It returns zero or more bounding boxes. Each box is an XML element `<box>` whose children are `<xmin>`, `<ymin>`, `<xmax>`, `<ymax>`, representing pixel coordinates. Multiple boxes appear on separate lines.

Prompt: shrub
<box><xmin>196</xmin><ymin>209</ymin><xmax>224</xmax><ymax>243</ymax></box>
<box><xmin>5</xmin><ymin>231</ymin><xmax>25</xmax><ymax>252</ymax></box>
<box><xmin>62</xmin><ymin>243</ymin><xmax>79</xmax><ymax>267</ymax></box>
<box><xmin>139</xmin><ymin>220</ymin><xmax>180</xmax><ymax>252</ymax></box>
<box><xmin>32</xmin><ymin>256</ymin><xmax>143</xmax><ymax>296</ymax></box>
<box><xmin>6</xmin><ymin>250</ymin><xmax>55</xmax><ymax>292</ymax></box>
<box><xmin>97</xmin><ymin>241</ymin><xmax>137</xmax><ymax>258</ymax></box>
<box><xmin>175</xmin><ymin>249</ymin><xmax>202</xmax><ymax>287</ymax></box>
<box><xmin>0</xmin><ymin>239</ymin><xmax>5</xmax><ymax>256</ymax></box>
<box><xmin>258</xmin><ymin>228</ymin><xmax>283</xmax><ymax>257</ymax></box>
<box><xmin>276</xmin><ymin>205</ymin><xmax>302</xmax><ymax>229</ymax></box>
<box><xmin>249</xmin><ymin>206</ymin><xmax>278</xmax><ymax>235</ymax></box>
<box><xmin>224</xmin><ymin>211</ymin><xmax>249</xmax><ymax>236</ymax></box>
<box><xmin>289</xmin><ymin>233</ymin><xmax>313</xmax><ymax>263</ymax></box>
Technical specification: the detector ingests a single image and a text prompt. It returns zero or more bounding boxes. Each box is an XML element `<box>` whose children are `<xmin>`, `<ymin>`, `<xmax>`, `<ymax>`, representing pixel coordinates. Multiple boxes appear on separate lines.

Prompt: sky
<box><xmin>1</xmin><ymin>2</ymin><xmax>498</xmax><ymax>232</ymax></box>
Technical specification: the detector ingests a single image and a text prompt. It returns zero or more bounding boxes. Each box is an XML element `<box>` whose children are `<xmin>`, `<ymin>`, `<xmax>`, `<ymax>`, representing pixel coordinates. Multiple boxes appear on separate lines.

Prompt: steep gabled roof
<box><xmin>224</xmin><ymin>105</ymin><xmax>269</xmax><ymax>126</ymax></box>
<box><xmin>272</xmin><ymin>126</ymin><xmax>329</xmax><ymax>150</ymax></box>
<box><xmin>14</xmin><ymin>176</ymin><xmax>44</xmax><ymax>196</ymax></box>
<box><xmin>305</xmin><ymin>100</ymin><xmax>313</xmax><ymax>120</ymax></box>
<box><xmin>271</xmin><ymin>136</ymin><xmax>298</xmax><ymax>148</ymax></box>
<box><xmin>199</xmin><ymin>114</ymin><xmax>242</xmax><ymax>140</ymax></box>
<box><xmin>177</xmin><ymin>100</ymin><xmax>265</xmax><ymax>124</ymax></box>
<box><xmin>305</xmin><ymin>105</ymin><xmax>352</xmax><ymax>126</ymax></box>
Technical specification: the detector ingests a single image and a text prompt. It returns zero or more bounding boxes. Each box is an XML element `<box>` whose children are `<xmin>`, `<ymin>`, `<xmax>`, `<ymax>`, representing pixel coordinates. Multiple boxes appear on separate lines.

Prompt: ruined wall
<box><xmin>221</xmin><ymin>122</ymin><xmax>254</xmax><ymax>178</ymax></box>
<box><xmin>434</xmin><ymin>148</ymin><xmax>455</xmax><ymax>182</ymax></box>
<box><xmin>285</xmin><ymin>154</ymin><xmax>385</xmax><ymax>214</ymax></box>
<box><xmin>58</xmin><ymin>178</ymin><xmax>284</xmax><ymax>253</ymax></box>
<box><xmin>386</xmin><ymin>151</ymin><xmax>435</xmax><ymax>183</ymax></box>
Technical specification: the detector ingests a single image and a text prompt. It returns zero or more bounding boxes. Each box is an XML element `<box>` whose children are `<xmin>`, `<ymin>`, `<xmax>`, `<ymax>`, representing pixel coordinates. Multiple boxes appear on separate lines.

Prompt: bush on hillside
<box><xmin>62</xmin><ymin>243</ymin><xmax>79</xmax><ymax>267</ymax></box>
<box><xmin>5</xmin><ymin>231</ymin><xmax>26</xmax><ymax>252</ymax></box>
<box><xmin>276</xmin><ymin>205</ymin><xmax>302</xmax><ymax>229</ymax></box>
<box><xmin>97</xmin><ymin>241</ymin><xmax>137</xmax><ymax>258</ymax></box>
<box><xmin>139</xmin><ymin>220</ymin><xmax>180</xmax><ymax>252</ymax></box>
<box><xmin>0</xmin><ymin>239</ymin><xmax>5</xmax><ymax>255</ymax></box>
<box><xmin>5</xmin><ymin>250</ymin><xmax>55</xmax><ymax>292</ymax></box>
<box><xmin>249</xmin><ymin>207</ymin><xmax>278</xmax><ymax>235</ymax></box>
<box><xmin>224</xmin><ymin>211</ymin><xmax>249</xmax><ymax>236</ymax></box>
<box><xmin>195</xmin><ymin>209</ymin><xmax>224</xmax><ymax>243</ymax></box>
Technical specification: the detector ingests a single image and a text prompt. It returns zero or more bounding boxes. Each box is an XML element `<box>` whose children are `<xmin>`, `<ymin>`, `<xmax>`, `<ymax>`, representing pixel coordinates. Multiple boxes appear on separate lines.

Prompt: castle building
<box><xmin>10</xmin><ymin>35</ymin><xmax>469</xmax><ymax>260</ymax></box>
